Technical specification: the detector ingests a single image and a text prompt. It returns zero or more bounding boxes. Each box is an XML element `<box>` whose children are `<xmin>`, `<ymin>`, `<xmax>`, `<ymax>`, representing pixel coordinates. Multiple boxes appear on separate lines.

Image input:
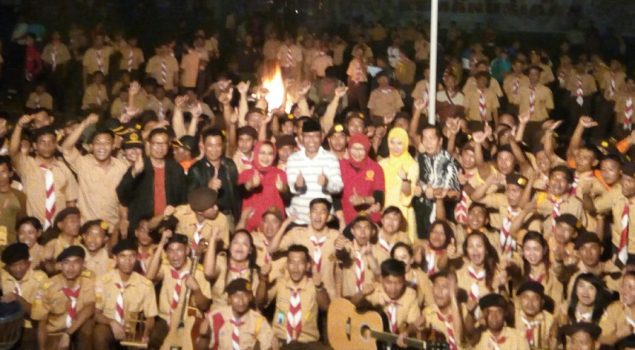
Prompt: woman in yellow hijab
<box><xmin>379</xmin><ymin>127</ymin><xmax>419</xmax><ymax>241</ymax></box>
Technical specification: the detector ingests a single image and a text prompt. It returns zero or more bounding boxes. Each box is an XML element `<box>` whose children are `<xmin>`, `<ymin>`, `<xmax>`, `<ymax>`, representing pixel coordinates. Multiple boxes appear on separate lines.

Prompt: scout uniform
<box><xmin>83</xmin><ymin>46</ymin><xmax>114</xmax><ymax>76</ymax></box>
<box><xmin>62</xmin><ymin>148</ymin><xmax>128</xmax><ymax>229</ymax></box>
<box><xmin>85</xmin><ymin>247</ymin><xmax>115</xmax><ymax>276</ymax></box>
<box><xmin>252</xmin><ymin>230</ymin><xmax>287</xmax><ymax>284</ymax></box>
<box><xmin>503</xmin><ymin>73</ymin><xmax>529</xmax><ymax>105</ymax></box>
<box><xmin>406</xmin><ymin>267</ymin><xmax>434</xmax><ymax>308</ymax></box>
<box><xmin>156</xmin><ymin>258</ymin><xmax>211</xmax><ymax>324</ymax></box>
<box><xmin>367</xmin><ymin>86</ymin><xmax>404</xmax><ymax>119</ymax></box>
<box><xmin>601</xmin><ymin>70</ymin><xmax>626</xmax><ymax>101</ymax></box>
<box><xmin>42</xmin><ymin>42</ymin><xmax>71</xmax><ymax>71</ymax></box>
<box><xmin>593</xmin><ymin>173</ymin><xmax>635</xmax><ymax>265</ymax></box>
<box><xmin>365</xmin><ymin>282</ymin><xmax>420</xmax><ymax>334</ymax></box>
<box><xmin>43</xmin><ymin>235</ymin><xmax>84</xmax><ymax>264</ymax></box>
<box><xmin>372</xmin><ymin>229</ymin><xmax>411</xmax><ymax>265</ymax></box>
<box><xmin>538</xmin><ymin>63</ymin><xmax>555</xmax><ymax>85</ymax></box>
<box><xmin>463</xmin><ymin>76</ymin><xmax>504</xmax><ymax>98</ymax></box>
<box><xmin>110</xmin><ymin>97</ymin><xmax>127</xmax><ymax>119</ymax></box>
<box><xmin>614</xmin><ymin>89</ymin><xmax>635</xmax><ymax>133</ymax></box>
<box><xmin>564</xmin><ymin>71</ymin><xmax>597</xmax><ymax>115</ymax></box>
<box><xmin>513</xmin><ymin>282</ymin><xmax>556</xmax><ymax>348</ymax></box>
<box><xmin>276</xmin><ymin>43</ymin><xmax>303</xmax><ymax>80</ymax></box>
<box><xmin>456</xmin><ymin>264</ymin><xmax>500</xmax><ymax>304</ymax></box>
<box><xmin>422</xmin><ymin>305</ymin><xmax>463</xmax><ymax>349</ymax></box>
<box><xmin>339</xmin><ymin>241</ymin><xmax>379</xmax><ymax>298</ymax></box>
<box><xmin>118</xmin><ymin>44</ymin><xmax>145</xmax><ymax>72</ymax></box>
<box><xmin>32</xmin><ymin>246</ymin><xmax>96</xmax><ymax>348</ymax></box>
<box><xmin>145</xmin><ymin>54</ymin><xmax>179</xmax><ymax>91</ymax></box>
<box><xmin>270</xmin><ymin>276</ymin><xmax>321</xmax><ymax>344</ymax></box>
<box><xmin>465</xmin><ymin>86</ymin><xmax>500</xmax><ymax>123</ymax></box>
<box><xmin>209</xmin><ymin>253</ymin><xmax>260</xmax><ymax>309</ymax></box>
<box><xmin>206</xmin><ymin>279</ymin><xmax>273</xmax><ymax>350</ymax></box>
<box><xmin>12</xmin><ymin>152</ymin><xmax>78</xmax><ymax>230</ymax></box>
<box><xmin>145</xmin><ymin>95</ymin><xmax>174</xmax><ymax>121</ymax></box>
<box><xmin>411</xmin><ymin>79</ymin><xmax>430</xmax><ymax>108</ymax></box>
<box><xmin>535</xmin><ymin>191</ymin><xmax>587</xmax><ymax>236</ymax></box>
<box><xmin>180</xmin><ymin>50</ymin><xmax>199</xmax><ymax>89</ymax></box>
<box><xmin>1</xmin><ymin>243</ymin><xmax>48</xmax><ymax>330</ymax></box>
<box><xmin>173</xmin><ymin>205</ymin><xmax>230</xmax><ymax>252</ymax></box>
<box><xmin>559</xmin><ymin>323</ymin><xmax>602</xmax><ymax>350</ymax></box>
<box><xmin>81</xmin><ymin>82</ymin><xmax>109</xmax><ymax>110</ymax></box>
<box><xmin>94</xmin><ymin>269</ymin><xmax>158</xmax><ymax>340</ymax></box>
<box><xmin>475</xmin><ymin>294</ymin><xmax>530</xmax><ymax>350</ymax></box>
<box><xmin>517</xmin><ymin>83</ymin><xmax>554</xmax><ymax>122</ymax></box>
<box><xmin>25</xmin><ymin>92</ymin><xmax>54</xmax><ymax>110</ymax></box>
<box><xmin>278</xmin><ymin>227</ymin><xmax>339</xmax><ymax>298</ymax></box>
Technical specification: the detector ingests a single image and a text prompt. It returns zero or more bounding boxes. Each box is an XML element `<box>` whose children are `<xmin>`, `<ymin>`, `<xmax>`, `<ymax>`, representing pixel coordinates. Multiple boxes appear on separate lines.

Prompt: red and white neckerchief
<box><xmin>385</xmin><ymin>301</ymin><xmax>399</xmax><ymax>333</ymax></box>
<box><xmin>40</xmin><ymin>165</ymin><xmax>56</xmax><ymax>230</ymax></box>
<box><xmin>549</xmin><ymin>195</ymin><xmax>563</xmax><ymax>233</ymax></box>
<box><xmin>570</xmin><ymin>174</ymin><xmax>580</xmax><ymax>196</ymax></box>
<box><xmin>512</xmin><ymin>77</ymin><xmax>520</xmax><ymax>95</ymax></box>
<box><xmin>62</xmin><ymin>286</ymin><xmax>80</xmax><ymax>329</ymax></box>
<box><xmin>51</xmin><ymin>46</ymin><xmax>58</xmax><ymax>72</ymax></box>
<box><xmin>467</xmin><ymin>266</ymin><xmax>485</xmax><ymax>300</ymax></box>
<box><xmin>114</xmin><ymin>282</ymin><xmax>125</xmax><ymax>325</ymax></box>
<box><xmin>96</xmin><ymin>49</ymin><xmax>104</xmax><ymax>73</ymax></box>
<box><xmin>240</xmin><ymin>153</ymin><xmax>253</xmax><ymax>169</ymax></box>
<box><xmin>228</xmin><ymin>264</ymin><xmax>250</xmax><ymax>282</ymax></box>
<box><xmin>467</xmin><ymin>265</ymin><xmax>485</xmax><ymax>301</ymax></box>
<box><xmin>169</xmin><ymin>267</ymin><xmax>189</xmax><ymax>322</ymax></box>
<box><xmin>378</xmin><ymin>236</ymin><xmax>393</xmax><ymax>254</ymax></box>
<box><xmin>381</xmin><ymin>88</ymin><xmax>392</xmax><ymax>94</ymax></box>
<box><xmin>608</xmin><ymin>76</ymin><xmax>616</xmax><ymax>99</ymax></box>
<box><xmin>489</xmin><ymin>333</ymin><xmax>507</xmax><ymax>350</ymax></box>
<box><xmin>138</xmin><ymin>249</ymin><xmax>150</xmax><ymax>275</ymax></box>
<box><xmin>34</xmin><ymin>94</ymin><xmax>41</xmax><ymax>109</ymax></box>
<box><xmin>437</xmin><ymin>311</ymin><xmax>458</xmax><ymax>350</ymax></box>
<box><xmin>529</xmin><ymin>86</ymin><xmax>536</xmax><ymax>116</ymax></box>
<box><xmin>618</xmin><ymin>203</ymin><xmax>630</xmax><ymax>266</ymax></box>
<box><xmin>285</xmin><ymin>287</ymin><xmax>302</xmax><ymax>343</ymax></box>
<box><xmin>521</xmin><ymin>316</ymin><xmax>541</xmax><ymax>347</ymax></box>
<box><xmin>455</xmin><ymin>190</ymin><xmax>469</xmax><ymax>225</ymax></box>
<box><xmin>529</xmin><ymin>272</ymin><xmax>545</xmax><ymax>283</ymax></box>
<box><xmin>230</xmin><ymin>317</ymin><xmax>243</xmax><ymax>350</ymax></box>
<box><xmin>425</xmin><ymin>249</ymin><xmax>445</xmax><ymax>275</ymax></box>
<box><xmin>191</xmin><ymin>222</ymin><xmax>204</xmax><ymax>251</ymax></box>
<box><xmin>262</xmin><ymin>238</ymin><xmax>271</xmax><ymax>264</ymax></box>
<box><xmin>575</xmin><ymin>310</ymin><xmax>592</xmax><ymax>322</ymax></box>
<box><xmin>160</xmin><ymin>59</ymin><xmax>168</xmax><ymax>85</ymax></box>
<box><xmin>13</xmin><ymin>281</ymin><xmax>22</xmax><ymax>296</ymax></box>
<box><xmin>127</xmin><ymin>49</ymin><xmax>134</xmax><ymax>72</ymax></box>
<box><xmin>478</xmin><ymin>89</ymin><xmax>487</xmax><ymax>120</ymax></box>
<box><xmin>310</xmin><ymin>235</ymin><xmax>327</xmax><ymax>273</ymax></box>
<box><xmin>575</xmin><ymin>76</ymin><xmax>584</xmax><ymax>106</ymax></box>
<box><xmin>500</xmin><ymin>207</ymin><xmax>519</xmax><ymax>257</ymax></box>
<box><xmin>354</xmin><ymin>250</ymin><xmax>365</xmax><ymax>293</ymax></box>
<box><xmin>625</xmin><ymin>97</ymin><xmax>633</xmax><ymax>131</ymax></box>
<box><xmin>95</xmin><ymin>86</ymin><xmax>103</xmax><ymax>106</ymax></box>
<box><xmin>285</xmin><ymin>47</ymin><xmax>293</xmax><ymax>67</ymax></box>
<box><xmin>158</xmin><ymin>101</ymin><xmax>166</xmax><ymax>120</ymax></box>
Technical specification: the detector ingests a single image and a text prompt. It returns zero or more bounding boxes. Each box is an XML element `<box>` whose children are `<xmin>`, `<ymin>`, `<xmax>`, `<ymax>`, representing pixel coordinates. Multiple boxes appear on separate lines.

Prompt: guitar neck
<box><xmin>177</xmin><ymin>256</ymin><xmax>199</xmax><ymax>326</ymax></box>
<box><xmin>369</xmin><ymin>330</ymin><xmax>447</xmax><ymax>350</ymax></box>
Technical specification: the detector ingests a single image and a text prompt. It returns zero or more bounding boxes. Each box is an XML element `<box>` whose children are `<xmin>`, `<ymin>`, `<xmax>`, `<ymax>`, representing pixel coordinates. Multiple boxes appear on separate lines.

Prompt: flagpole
<box><xmin>427</xmin><ymin>0</ymin><xmax>439</xmax><ymax>125</ymax></box>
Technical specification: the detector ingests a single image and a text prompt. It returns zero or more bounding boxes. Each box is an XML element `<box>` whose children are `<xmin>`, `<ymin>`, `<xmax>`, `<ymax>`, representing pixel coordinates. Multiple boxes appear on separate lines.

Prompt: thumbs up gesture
<box><xmin>250</xmin><ymin>171</ymin><xmax>261</xmax><ymax>189</ymax></box>
<box><xmin>275</xmin><ymin>174</ymin><xmax>285</xmax><ymax>192</ymax></box>
<box><xmin>208</xmin><ymin>166</ymin><xmax>222</xmax><ymax>190</ymax></box>
<box><xmin>295</xmin><ymin>171</ymin><xmax>305</xmax><ymax>191</ymax></box>
<box><xmin>349</xmin><ymin>187</ymin><xmax>365</xmax><ymax>206</ymax></box>
<box><xmin>317</xmin><ymin>169</ymin><xmax>328</xmax><ymax>188</ymax></box>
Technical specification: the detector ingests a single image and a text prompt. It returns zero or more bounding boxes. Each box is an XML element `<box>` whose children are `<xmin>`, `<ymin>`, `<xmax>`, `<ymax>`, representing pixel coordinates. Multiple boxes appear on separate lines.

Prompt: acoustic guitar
<box><xmin>327</xmin><ymin>298</ymin><xmax>449</xmax><ymax>350</ymax></box>
<box><xmin>160</xmin><ymin>256</ymin><xmax>202</xmax><ymax>350</ymax></box>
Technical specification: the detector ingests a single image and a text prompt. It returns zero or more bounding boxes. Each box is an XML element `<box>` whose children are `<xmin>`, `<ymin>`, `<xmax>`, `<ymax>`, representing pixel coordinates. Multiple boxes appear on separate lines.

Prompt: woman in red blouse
<box><xmin>338</xmin><ymin>133</ymin><xmax>385</xmax><ymax>224</ymax></box>
<box><xmin>238</xmin><ymin>141</ymin><xmax>288</xmax><ymax>231</ymax></box>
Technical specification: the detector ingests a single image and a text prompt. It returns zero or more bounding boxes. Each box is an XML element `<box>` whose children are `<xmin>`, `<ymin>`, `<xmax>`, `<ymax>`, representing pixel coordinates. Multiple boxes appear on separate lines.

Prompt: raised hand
<box><xmin>18</xmin><ymin>114</ymin><xmax>34</xmax><ymax>128</ymax></box>
<box><xmin>579</xmin><ymin>116</ymin><xmax>598</xmax><ymax>128</ymax></box>
<box><xmin>295</xmin><ymin>171</ymin><xmax>305</xmax><ymax>190</ymax></box>
<box><xmin>317</xmin><ymin>169</ymin><xmax>328</xmax><ymax>188</ymax></box>
<box><xmin>84</xmin><ymin>113</ymin><xmax>100</xmax><ymax>126</ymax></box>
<box><xmin>131</xmin><ymin>153</ymin><xmax>144</xmax><ymax>176</ymax></box>
<box><xmin>250</xmin><ymin>171</ymin><xmax>262</xmax><ymax>189</ymax></box>
<box><xmin>518</xmin><ymin>111</ymin><xmax>530</xmax><ymax>124</ymax></box>
<box><xmin>174</xmin><ymin>96</ymin><xmax>187</xmax><ymax>109</ymax></box>
<box><xmin>275</xmin><ymin>174</ymin><xmax>285</xmax><ymax>192</ymax></box>
<box><xmin>414</xmin><ymin>98</ymin><xmax>427</xmax><ymax>111</ymax></box>
<box><xmin>334</xmin><ymin>86</ymin><xmax>348</xmax><ymax>98</ymax></box>
<box><xmin>236</xmin><ymin>81</ymin><xmax>251</xmax><ymax>95</ymax></box>
<box><xmin>472</xmin><ymin>131</ymin><xmax>487</xmax><ymax>144</ymax></box>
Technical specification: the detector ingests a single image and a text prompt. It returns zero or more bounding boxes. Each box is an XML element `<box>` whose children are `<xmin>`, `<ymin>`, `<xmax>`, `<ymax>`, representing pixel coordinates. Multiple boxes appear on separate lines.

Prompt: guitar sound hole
<box><xmin>360</xmin><ymin>324</ymin><xmax>372</xmax><ymax>340</ymax></box>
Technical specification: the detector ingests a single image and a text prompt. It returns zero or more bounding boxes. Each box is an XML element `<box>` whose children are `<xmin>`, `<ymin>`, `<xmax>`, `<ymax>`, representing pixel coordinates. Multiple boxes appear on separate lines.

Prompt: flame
<box><xmin>262</xmin><ymin>60</ymin><xmax>286</xmax><ymax>113</ymax></box>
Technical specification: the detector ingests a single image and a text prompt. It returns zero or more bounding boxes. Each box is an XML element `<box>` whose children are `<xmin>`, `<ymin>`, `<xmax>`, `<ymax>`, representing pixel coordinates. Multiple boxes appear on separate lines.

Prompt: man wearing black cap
<box><xmin>474</xmin><ymin>293</ymin><xmax>529</xmax><ymax>350</ymax></box>
<box><xmin>559</xmin><ymin>322</ymin><xmax>601</xmax><ymax>350</ymax></box>
<box><xmin>514</xmin><ymin>281</ymin><xmax>555</xmax><ymax>349</ymax></box>
<box><xmin>550</xmin><ymin>213</ymin><xmax>581</xmax><ymax>266</ymax></box>
<box><xmin>1</xmin><ymin>242</ymin><xmax>48</xmax><ymax>349</ymax></box>
<box><xmin>146</xmin><ymin>230</ymin><xmax>211</xmax><ymax>348</ymax></box>
<box><xmin>197</xmin><ymin>278</ymin><xmax>273</xmax><ymax>350</ymax></box>
<box><xmin>32</xmin><ymin>246</ymin><xmax>95</xmax><ymax>349</ymax></box>
<box><xmin>173</xmin><ymin>135</ymin><xmax>199</xmax><ymax>173</ymax></box>
<box><xmin>187</xmin><ymin>128</ymin><xmax>241</xmax><ymax>224</ymax></box>
<box><xmin>472</xmin><ymin>172</ymin><xmax>534</xmax><ymax>257</ymax></box>
<box><xmin>61</xmin><ymin>113</ymin><xmax>129</xmax><ymax>233</ymax></box>
<box><xmin>117</xmin><ymin>127</ymin><xmax>188</xmax><ymax>237</ymax></box>
<box><xmin>42</xmin><ymin>207</ymin><xmax>83</xmax><ymax>273</ymax></box>
<box><xmin>120</xmin><ymin>131</ymin><xmax>145</xmax><ymax>166</ymax></box>
<box><xmin>167</xmin><ymin>187</ymin><xmax>230</xmax><ymax>257</ymax></box>
<box><xmin>589</xmin><ymin>161</ymin><xmax>635</xmax><ymax>267</ymax></box>
<box><xmin>9</xmin><ymin>114</ymin><xmax>79</xmax><ymax>231</ymax></box>
<box><xmin>93</xmin><ymin>240</ymin><xmax>158</xmax><ymax>350</ymax></box>
<box><xmin>286</xmin><ymin>118</ymin><xmax>343</xmax><ymax>225</ymax></box>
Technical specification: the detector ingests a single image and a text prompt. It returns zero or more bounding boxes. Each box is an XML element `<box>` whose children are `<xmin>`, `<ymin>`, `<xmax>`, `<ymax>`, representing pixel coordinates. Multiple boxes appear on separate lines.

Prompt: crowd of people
<box><xmin>1</xmin><ymin>12</ymin><xmax>635</xmax><ymax>350</ymax></box>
